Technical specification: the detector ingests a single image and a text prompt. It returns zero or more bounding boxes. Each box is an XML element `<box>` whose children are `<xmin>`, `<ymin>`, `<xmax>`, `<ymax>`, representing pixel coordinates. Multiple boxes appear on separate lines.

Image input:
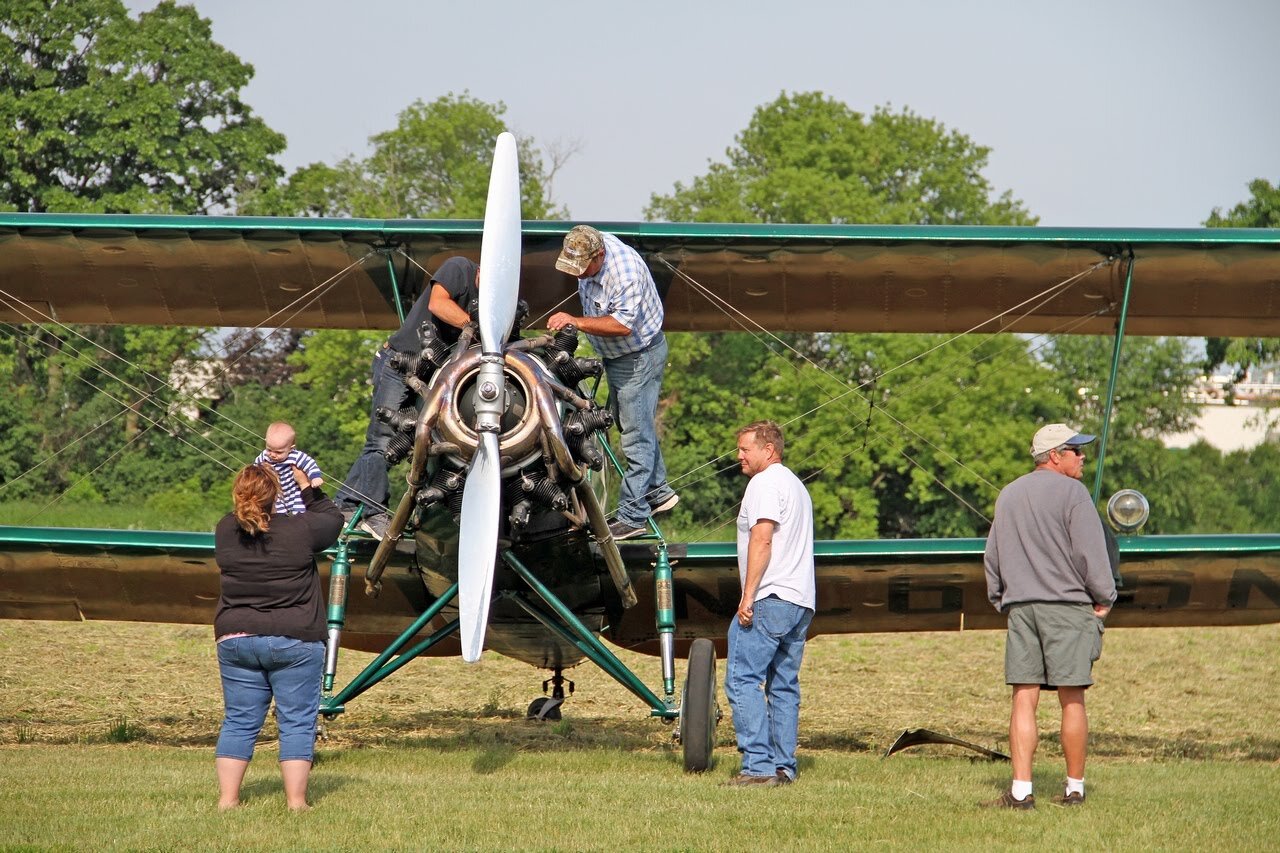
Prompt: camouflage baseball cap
<box><xmin>555</xmin><ymin>225</ymin><xmax>604</xmax><ymax>276</ymax></box>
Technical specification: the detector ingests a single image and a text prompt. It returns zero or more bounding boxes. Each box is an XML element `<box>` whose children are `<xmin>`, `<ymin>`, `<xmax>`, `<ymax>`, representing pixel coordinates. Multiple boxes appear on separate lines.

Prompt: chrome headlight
<box><xmin>1106</xmin><ymin>489</ymin><xmax>1150</xmax><ymax>533</ymax></box>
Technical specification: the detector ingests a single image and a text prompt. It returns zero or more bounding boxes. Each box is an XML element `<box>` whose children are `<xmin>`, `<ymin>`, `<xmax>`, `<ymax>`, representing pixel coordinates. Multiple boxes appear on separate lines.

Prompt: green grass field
<box><xmin>2</xmin><ymin>620</ymin><xmax>1278</xmax><ymax>850</ymax></box>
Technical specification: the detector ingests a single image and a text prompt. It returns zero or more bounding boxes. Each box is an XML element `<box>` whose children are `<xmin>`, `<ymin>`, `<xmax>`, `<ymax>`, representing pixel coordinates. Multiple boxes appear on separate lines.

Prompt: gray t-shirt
<box><xmin>984</xmin><ymin>468</ymin><xmax>1117</xmax><ymax>611</ymax></box>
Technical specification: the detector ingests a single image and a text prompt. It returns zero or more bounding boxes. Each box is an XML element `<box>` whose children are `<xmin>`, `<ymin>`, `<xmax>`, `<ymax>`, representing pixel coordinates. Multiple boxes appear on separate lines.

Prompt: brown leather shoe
<box><xmin>982</xmin><ymin>790</ymin><xmax>1035</xmax><ymax>810</ymax></box>
<box><xmin>1052</xmin><ymin>789</ymin><xmax>1085</xmax><ymax>806</ymax></box>
<box><xmin>721</xmin><ymin>773</ymin><xmax>779</xmax><ymax>788</ymax></box>
<box><xmin>774</xmin><ymin>769</ymin><xmax>794</xmax><ymax>785</ymax></box>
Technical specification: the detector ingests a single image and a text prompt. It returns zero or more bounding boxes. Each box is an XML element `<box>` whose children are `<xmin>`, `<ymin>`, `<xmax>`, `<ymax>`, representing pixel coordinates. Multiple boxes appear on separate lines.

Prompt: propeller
<box><xmin>457</xmin><ymin>132</ymin><xmax>521</xmax><ymax>663</ymax></box>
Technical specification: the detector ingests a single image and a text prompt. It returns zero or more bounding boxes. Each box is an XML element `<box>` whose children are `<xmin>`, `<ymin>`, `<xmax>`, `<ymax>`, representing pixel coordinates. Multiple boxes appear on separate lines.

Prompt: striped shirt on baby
<box><xmin>253</xmin><ymin>448</ymin><xmax>323</xmax><ymax>514</ymax></box>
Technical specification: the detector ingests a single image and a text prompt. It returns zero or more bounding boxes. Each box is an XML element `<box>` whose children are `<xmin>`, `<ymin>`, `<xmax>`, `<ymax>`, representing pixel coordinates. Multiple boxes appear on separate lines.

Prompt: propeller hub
<box><xmin>471</xmin><ymin>356</ymin><xmax>507</xmax><ymax>435</ymax></box>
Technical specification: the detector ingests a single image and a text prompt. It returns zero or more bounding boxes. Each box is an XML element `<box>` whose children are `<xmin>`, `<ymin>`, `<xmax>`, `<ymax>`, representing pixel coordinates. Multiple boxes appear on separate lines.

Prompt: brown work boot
<box><xmin>1052</xmin><ymin>788</ymin><xmax>1085</xmax><ymax>806</ymax></box>
<box><xmin>982</xmin><ymin>789</ymin><xmax>1035</xmax><ymax>810</ymax></box>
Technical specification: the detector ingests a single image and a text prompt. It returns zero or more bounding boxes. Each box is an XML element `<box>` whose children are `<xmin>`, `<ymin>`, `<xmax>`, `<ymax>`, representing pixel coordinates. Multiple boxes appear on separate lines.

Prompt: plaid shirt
<box><xmin>253</xmin><ymin>448</ymin><xmax>323</xmax><ymax>514</ymax></box>
<box><xmin>576</xmin><ymin>232</ymin><xmax>664</xmax><ymax>359</ymax></box>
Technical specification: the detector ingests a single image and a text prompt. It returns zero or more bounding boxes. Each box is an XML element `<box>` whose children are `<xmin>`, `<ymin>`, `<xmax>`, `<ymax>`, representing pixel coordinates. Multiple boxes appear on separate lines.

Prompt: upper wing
<box><xmin>3</xmin><ymin>213</ymin><xmax>1279</xmax><ymax>336</ymax></box>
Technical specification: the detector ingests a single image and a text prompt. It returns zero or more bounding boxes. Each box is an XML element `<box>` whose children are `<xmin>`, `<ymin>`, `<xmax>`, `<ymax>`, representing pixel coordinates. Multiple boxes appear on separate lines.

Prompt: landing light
<box><xmin>1107</xmin><ymin>489</ymin><xmax>1149</xmax><ymax>533</ymax></box>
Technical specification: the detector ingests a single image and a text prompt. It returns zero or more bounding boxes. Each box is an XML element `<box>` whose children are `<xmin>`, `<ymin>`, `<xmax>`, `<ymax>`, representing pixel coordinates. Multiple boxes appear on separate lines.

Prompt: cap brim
<box><xmin>1065</xmin><ymin>433</ymin><xmax>1097</xmax><ymax>446</ymax></box>
<box><xmin>555</xmin><ymin>255</ymin><xmax>588</xmax><ymax>276</ymax></box>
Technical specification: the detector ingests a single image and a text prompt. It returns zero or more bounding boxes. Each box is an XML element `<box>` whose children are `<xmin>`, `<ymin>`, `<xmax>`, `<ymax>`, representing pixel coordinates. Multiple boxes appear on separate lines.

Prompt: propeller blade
<box><xmin>457</xmin><ymin>431</ymin><xmax>501</xmax><ymax>663</ymax></box>
<box><xmin>477</xmin><ymin>131</ymin><xmax>521</xmax><ymax>354</ymax></box>
<box><xmin>456</xmin><ymin>132</ymin><xmax>522</xmax><ymax>664</ymax></box>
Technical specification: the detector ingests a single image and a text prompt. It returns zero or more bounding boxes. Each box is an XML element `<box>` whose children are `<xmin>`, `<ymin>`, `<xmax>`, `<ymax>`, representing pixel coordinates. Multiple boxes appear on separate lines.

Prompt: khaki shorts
<box><xmin>1004</xmin><ymin>602</ymin><xmax>1104</xmax><ymax>688</ymax></box>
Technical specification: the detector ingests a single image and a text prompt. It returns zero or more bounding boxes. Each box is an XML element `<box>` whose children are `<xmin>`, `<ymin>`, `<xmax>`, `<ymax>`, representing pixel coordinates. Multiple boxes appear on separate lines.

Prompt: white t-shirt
<box><xmin>736</xmin><ymin>462</ymin><xmax>816</xmax><ymax>610</ymax></box>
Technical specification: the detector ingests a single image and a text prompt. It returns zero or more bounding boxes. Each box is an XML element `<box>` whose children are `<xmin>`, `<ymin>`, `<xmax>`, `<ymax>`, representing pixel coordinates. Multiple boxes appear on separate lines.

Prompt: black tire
<box><xmin>680</xmin><ymin>638</ymin><xmax>718</xmax><ymax>772</ymax></box>
<box><xmin>527</xmin><ymin>696</ymin><xmax>562</xmax><ymax>721</ymax></box>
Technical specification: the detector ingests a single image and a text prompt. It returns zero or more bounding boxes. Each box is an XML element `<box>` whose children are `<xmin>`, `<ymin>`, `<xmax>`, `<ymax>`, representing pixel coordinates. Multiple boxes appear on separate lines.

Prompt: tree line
<box><xmin>2</xmin><ymin>1</ymin><xmax>1278</xmax><ymax>538</ymax></box>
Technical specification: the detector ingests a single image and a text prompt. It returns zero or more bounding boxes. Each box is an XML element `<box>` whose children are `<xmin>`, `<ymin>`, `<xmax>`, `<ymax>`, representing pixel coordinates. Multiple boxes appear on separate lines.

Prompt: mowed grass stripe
<box><xmin>1</xmin><ymin>621</ymin><xmax>1278</xmax><ymax>848</ymax></box>
<box><xmin>4</xmin><ymin>621</ymin><xmax>1277</xmax><ymax>760</ymax></box>
<box><xmin>1</xmin><ymin>747</ymin><xmax>1278</xmax><ymax>850</ymax></box>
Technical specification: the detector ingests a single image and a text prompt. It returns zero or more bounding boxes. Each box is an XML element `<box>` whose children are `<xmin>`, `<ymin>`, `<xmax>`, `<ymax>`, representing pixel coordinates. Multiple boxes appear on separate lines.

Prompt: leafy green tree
<box><xmin>1042</xmin><ymin>336</ymin><xmax>1200</xmax><ymax>444</ymax></box>
<box><xmin>647</xmin><ymin>92</ymin><xmax>1036</xmax><ymax>226</ymax></box>
<box><xmin>0</xmin><ymin>1</ymin><xmax>283</xmax><ymax>521</ymax></box>
<box><xmin>239</xmin><ymin>162</ymin><xmax>348</xmax><ymax>218</ymax></box>
<box><xmin>242</xmin><ymin>92</ymin><xmax>562</xmax><ymax>220</ymax></box>
<box><xmin>660</xmin><ymin>327</ymin><xmax>1069</xmax><ymax>540</ymax></box>
<box><xmin>1229</xmin><ymin>441</ymin><xmax>1280</xmax><ymax>531</ymax></box>
<box><xmin>1203</xmin><ymin>179</ymin><xmax>1280</xmax><ymax>384</ymax></box>
<box><xmin>1207</xmin><ymin>178</ymin><xmax>1280</xmax><ymax>229</ymax></box>
<box><xmin>649</xmin><ymin>92</ymin><xmax>1041</xmax><ymax>539</ymax></box>
<box><xmin>0</xmin><ymin>0</ymin><xmax>285</xmax><ymax>213</ymax></box>
<box><xmin>0</xmin><ymin>320</ymin><xmax>230</xmax><ymax>512</ymax></box>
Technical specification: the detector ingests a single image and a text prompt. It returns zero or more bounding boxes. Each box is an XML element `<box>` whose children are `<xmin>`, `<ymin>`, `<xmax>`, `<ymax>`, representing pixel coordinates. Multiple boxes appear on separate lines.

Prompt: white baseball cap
<box><xmin>1030</xmin><ymin>423</ymin><xmax>1096</xmax><ymax>457</ymax></box>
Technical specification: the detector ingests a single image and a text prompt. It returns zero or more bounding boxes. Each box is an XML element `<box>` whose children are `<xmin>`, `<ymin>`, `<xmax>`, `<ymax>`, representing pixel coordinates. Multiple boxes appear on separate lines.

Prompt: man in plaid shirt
<box><xmin>548</xmin><ymin>225</ymin><xmax>678</xmax><ymax>540</ymax></box>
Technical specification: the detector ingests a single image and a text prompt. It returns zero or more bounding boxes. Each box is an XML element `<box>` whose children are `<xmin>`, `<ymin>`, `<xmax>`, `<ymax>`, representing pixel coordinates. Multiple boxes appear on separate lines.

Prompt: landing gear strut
<box><xmin>528</xmin><ymin>667</ymin><xmax>574</xmax><ymax>721</ymax></box>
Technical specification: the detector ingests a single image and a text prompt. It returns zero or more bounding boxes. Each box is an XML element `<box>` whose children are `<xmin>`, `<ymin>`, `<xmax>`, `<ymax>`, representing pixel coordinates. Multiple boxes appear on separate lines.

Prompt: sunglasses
<box><xmin>1057</xmin><ymin>446</ymin><xmax>1084</xmax><ymax>457</ymax></box>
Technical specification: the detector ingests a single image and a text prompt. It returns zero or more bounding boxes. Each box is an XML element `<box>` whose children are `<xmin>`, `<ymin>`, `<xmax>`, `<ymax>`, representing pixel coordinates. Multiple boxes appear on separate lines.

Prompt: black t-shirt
<box><xmin>213</xmin><ymin>487</ymin><xmax>343</xmax><ymax>642</ymax></box>
<box><xmin>387</xmin><ymin>256</ymin><xmax>479</xmax><ymax>353</ymax></box>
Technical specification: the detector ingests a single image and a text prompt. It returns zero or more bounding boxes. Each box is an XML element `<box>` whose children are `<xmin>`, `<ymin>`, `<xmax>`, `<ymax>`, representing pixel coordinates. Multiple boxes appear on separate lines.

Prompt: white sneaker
<box><xmin>358</xmin><ymin>513</ymin><xmax>390</xmax><ymax>541</ymax></box>
<box><xmin>648</xmin><ymin>493</ymin><xmax>679</xmax><ymax>514</ymax></box>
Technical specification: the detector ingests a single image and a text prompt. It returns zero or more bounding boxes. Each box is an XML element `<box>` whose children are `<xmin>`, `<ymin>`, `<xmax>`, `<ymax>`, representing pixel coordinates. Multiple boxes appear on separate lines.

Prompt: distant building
<box><xmin>1165</xmin><ymin>372</ymin><xmax>1279</xmax><ymax>452</ymax></box>
<box><xmin>168</xmin><ymin>358</ymin><xmax>223</xmax><ymax>421</ymax></box>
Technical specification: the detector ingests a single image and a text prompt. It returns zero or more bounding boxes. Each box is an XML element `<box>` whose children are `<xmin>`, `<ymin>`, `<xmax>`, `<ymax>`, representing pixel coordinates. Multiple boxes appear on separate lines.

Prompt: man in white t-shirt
<box><xmin>723</xmin><ymin>420</ymin><xmax>816</xmax><ymax>787</ymax></box>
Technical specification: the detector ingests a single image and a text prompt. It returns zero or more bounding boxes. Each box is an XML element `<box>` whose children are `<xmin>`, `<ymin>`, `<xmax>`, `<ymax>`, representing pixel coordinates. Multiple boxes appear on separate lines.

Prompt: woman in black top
<box><xmin>213</xmin><ymin>463</ymin><xmax>342</xmax><ymax>811</ymax></box>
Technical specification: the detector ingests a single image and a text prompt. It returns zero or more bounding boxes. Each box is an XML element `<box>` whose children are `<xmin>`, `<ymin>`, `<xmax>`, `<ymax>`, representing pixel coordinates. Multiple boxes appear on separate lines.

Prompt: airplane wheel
<box><xmin>680</xmin><ymin>638</ymin><xmax>718</xmax><ymax>773</ymax></box>
<box><xmin>527</xmin><ymin>697</ymin><xmax>562</xmax><ymax>721</ymax></box>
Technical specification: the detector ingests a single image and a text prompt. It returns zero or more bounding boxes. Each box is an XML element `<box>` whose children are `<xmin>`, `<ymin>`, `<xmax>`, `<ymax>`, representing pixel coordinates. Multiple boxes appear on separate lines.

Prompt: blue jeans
<box><xmin>216</xmin><ymin>635</ymin><xmax>324</xmax><ymax>762</ymax></box>
<box><xmin>604</xmin><ymin>335</ymin><xmax>674</xmax><ymax>528</ymax></box>
<box><xmin>724</xmin><ymin>596</ymin><xmax>814</xmax><ymax>779</ymax></box>
<box><xmin>336</xmin><ymin>347</ymin><xmax>411</xmax><ymax>514</ymax></box>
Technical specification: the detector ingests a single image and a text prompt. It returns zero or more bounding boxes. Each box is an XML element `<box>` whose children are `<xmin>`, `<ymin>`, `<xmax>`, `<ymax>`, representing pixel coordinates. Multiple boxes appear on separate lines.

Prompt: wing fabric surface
<box><xmin>2</xmin><ymin>216</ymin><xmax>1279</xmax><ymax>337</ymax></box>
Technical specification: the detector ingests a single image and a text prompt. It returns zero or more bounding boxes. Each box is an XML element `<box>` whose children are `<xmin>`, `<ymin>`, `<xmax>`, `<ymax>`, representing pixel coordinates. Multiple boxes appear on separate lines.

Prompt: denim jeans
<box><xmin>216</xmin><ymin>635</ymin><xmax>324</xmax><ymax>762</ymax></box>
<box><xmin>603</xmin><ymin>335</ymin><xmax>674</xmax><ymax>528</ymax></box>
<box><xmin>336</xmin><ymin>347</ymin><xmax>411</xmax><ymax>514</ymax></box>
<box><xmin>724</xmin><ymin>595</ymin><xmax>814</xmax><ymax>779</ymax></box>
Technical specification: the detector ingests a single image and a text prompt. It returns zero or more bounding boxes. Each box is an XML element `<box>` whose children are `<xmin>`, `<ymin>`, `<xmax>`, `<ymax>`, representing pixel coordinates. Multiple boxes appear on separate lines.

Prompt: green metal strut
<box><xmin>501</xmin><ymin>550</ymin><xmax>677</xmax><ymax>718</ymax></box>
<box><xmin>653</xmin><ymin>544</ymin><xmax>677</xmax><ymax>699</ymax></box>
<box><xmin>385</xmin><ymin>251</ymin><xmax>406</xmax><ymax>325</ymax></box>
<box><xmin>320</xmin><ymin>582</ymin><xmax>460</xmax><ymax>717</ymax></box>
<box><xmin>1092</xmin><ymin>252</ymin><xmax>1136</xmax><ymax>503</ymax></box>
<box><xmin>322</xmin><ymin>537</ymin><xmax>353</xmax><ymax>693</ymax></box>
<box><xmin>596</xmin><ymin>434</ymin><xmax>675</xmax><ymax>697</ymax></box>
<box><xmin>598</xmin><ymin>436</ymin><xmax>667</xmax><ymax>540</ymax></box>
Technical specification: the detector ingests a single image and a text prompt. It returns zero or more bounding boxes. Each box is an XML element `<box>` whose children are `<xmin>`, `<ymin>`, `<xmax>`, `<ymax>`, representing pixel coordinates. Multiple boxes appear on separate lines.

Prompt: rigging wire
<box><xmin>652</xmin><ymin>255</ymin><xmax>1110</xmax><ymax>491</ymax></box>
<box><xmin>652</xmin><ymin>254</ymin><xmax>1114</xmax><ymax>539</ymax></box>
<box><xmin>0</xmin><ymin>320</ymin><xmax>248</xmax><ymax>497</ymax></box>
<box><xmin>0</xmin><ymin>248</ymin><xmax>374</xmax><ymax>448</ymax></box>
<box><xmin>0</xmin><ymin>250</ymin><xmax>394</xmax><ymax>516</ymax></box>
<box><xmin>682</xmin><ymin>309</ymin><xmax>1108</xmax><ymax>543</ymax></box>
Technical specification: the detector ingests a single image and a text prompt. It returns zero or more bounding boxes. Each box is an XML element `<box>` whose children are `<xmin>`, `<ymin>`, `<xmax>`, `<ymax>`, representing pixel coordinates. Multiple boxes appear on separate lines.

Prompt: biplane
<box><xmin>2</xmin><ymin>135</ymin><xmax>1279</xmax><ymax>772</ymax></box>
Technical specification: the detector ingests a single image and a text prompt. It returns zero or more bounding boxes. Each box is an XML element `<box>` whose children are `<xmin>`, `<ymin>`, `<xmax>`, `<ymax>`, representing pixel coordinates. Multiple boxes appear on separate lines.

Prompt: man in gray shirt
<box><xmin>983</xmin><ymin>423</ymin><xmax>1117</xmax><ymax>809</ymax></box>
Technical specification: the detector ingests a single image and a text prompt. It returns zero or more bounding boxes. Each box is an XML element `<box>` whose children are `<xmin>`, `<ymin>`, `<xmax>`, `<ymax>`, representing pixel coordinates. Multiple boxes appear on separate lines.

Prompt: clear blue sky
<box><xmin>130</xmin><ymin>0</ymin><xmax>1279</xmax><ymax>226</ymax></box>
